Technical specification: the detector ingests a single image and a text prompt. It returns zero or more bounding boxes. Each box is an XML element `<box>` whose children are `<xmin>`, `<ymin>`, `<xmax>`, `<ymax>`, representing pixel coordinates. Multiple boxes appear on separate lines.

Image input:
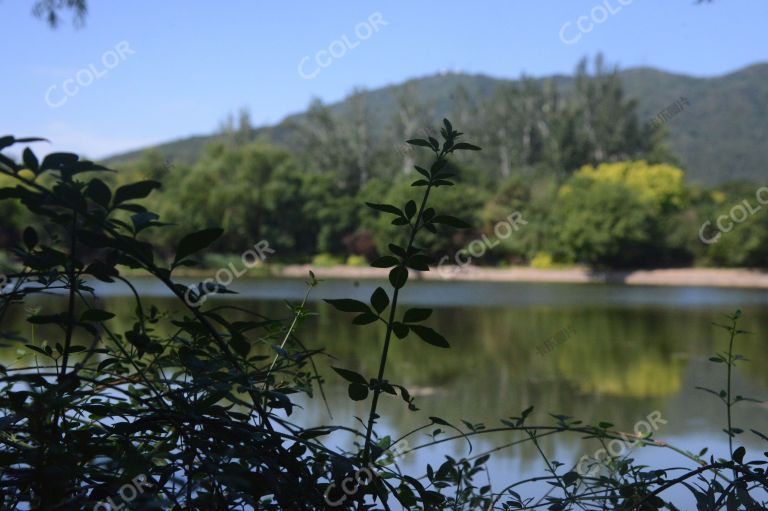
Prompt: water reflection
<box><xmin>2</xmin><ymin>278</ymin><xmax>767</xmax><ymax>503</ymax></box>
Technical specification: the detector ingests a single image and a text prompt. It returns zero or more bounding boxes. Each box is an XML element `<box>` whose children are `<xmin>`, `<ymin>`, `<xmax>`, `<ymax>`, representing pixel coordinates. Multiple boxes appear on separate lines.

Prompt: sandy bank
<box><xmin>273</xmin><ymin>265</ymin><xmax>768</xmax><ymax>289</ymax></box>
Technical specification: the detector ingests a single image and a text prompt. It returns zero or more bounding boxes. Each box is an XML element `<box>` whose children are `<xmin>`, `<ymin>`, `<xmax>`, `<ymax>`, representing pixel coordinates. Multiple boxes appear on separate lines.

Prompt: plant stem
<box><xmin>264</xmin><ymin>284</ymin><xmax>313</xmax><ymax>389</ymax></box>
<box><xmin>52</xmin><ymin>212</ymin><xmax>78</xmax><ymax>444</ymax></box>
<box><xmin>726</xmin><ymin>315</ymin><xmax>737</xmax><ymax>460</ymax></box>
<box><xmin>361</xmin><ymin>167</ymin><xmax>437</xmax><ymax>467</ymax></box>
<box><xmin>59</xmin><ymin>212</ymin><xmax>78</xmax><ymax>379</ymax></box>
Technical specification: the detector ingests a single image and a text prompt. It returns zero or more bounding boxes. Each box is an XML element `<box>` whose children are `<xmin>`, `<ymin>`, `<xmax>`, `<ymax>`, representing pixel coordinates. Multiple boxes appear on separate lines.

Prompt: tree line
<box><xmin>2</xmin><ymin>58</ymin><xmax>765</xmax><ymax>269</ymax></box>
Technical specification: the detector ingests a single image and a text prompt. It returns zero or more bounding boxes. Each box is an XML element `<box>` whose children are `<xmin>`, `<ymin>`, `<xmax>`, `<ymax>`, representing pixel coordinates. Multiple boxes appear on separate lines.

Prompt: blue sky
<box><xmin>1</xmin><ymin>0</ymin><xmax>766</xmax><ymax>158</ymax></box>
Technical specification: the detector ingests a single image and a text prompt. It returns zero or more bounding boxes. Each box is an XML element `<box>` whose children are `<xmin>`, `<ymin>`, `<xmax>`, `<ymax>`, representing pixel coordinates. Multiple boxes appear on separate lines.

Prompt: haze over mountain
<box><xmin>107</xmin><ymin>63</ymin><xmax>768</xmax><ymax>185</ymax></box>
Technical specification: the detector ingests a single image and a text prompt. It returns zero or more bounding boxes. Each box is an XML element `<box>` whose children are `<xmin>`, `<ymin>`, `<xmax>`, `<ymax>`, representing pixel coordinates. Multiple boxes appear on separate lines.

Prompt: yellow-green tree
<box><xmin>552</xmin><ymin>161</ymin><xmax>687</xmax><ymax>267</ymax></box>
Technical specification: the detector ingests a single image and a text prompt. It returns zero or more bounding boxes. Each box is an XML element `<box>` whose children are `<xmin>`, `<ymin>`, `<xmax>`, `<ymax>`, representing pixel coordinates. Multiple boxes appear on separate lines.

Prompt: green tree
<box><xmin>289</xmin><ymin>98</ymin><xmax>369</xmax><ymax>192</ymax></box>
<box><xmin>261</xmin><ymin>165</ymin><xmax>359</xmax><ymax>258</ymax></box>
<box><xmin>157</xmin><ymin>141</ymin><xmax>293</xmax><ymax>252</ymax></box>
<box><xmin>481</xmin><ymin>174</ymin><xmax>557</xmax><ymax>263</ymax></box>
<box><xmin>551</xmin><ymin>161</ymin><xmax>686</xmax><ymax>267</ymax></box>
<box><xmin>703</xmin><ymin>183</ymin><xmax>768</xmax><ymax>267</ymax></box>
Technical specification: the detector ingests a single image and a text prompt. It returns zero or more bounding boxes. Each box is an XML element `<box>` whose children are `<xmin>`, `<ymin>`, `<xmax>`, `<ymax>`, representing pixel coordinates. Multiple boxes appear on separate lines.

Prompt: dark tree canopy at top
<box><xmin>32</xmin><ymin>0</ymin><xmax>87</xmax><ymax>27</ymax></box>
<box><xmin>28</xmin><ymin>0</ymin><xmax>714</xmax><ymax>28</ymax></box>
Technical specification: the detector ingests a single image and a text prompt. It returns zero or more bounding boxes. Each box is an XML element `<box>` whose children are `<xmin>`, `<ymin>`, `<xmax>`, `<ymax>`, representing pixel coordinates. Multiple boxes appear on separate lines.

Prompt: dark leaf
<box><xmin>431</xmin><ymin>215</ymin><xmax>470</xmax><ymax>228</ymax></box>
<box><xmin>452</xmin><ymin>142</ymin><xmax>481</xmax><ymax>151</ymax></box>
<box><xmin>404</xmin><ymin>200</ymin><xmax>417</xmax><ymax>219</ymax></box>
<box><xmin>97</xmin><ymin>358</ymin><xmax>120</xmax><ymax>372</ymax></box>
<box><xmin>131</xmin><ymin>212</ymin><xmax>161</xmax><ymax>233</ymax></box>
<box><xmin>410</xmin><ymin>325</ymin><xmax>450</xmax><ymax>348</ymax></box>
<box><xmin>27</xmin><ymin>313</ymin><xmax>67</xmax><ymax>325</ymax></box>
<box><xmin>333</xmin><ymin>367</ymin><xmax>367</xmax><ymax>385</ymax></box>
<box><xmin>86</xmin><ymin>178</ymin><xmax>112</xmax><ymax>208</ymax></box>
<box><xmin>431</xmin><ymin>159</ymin><xmax>447</xmax><ymax>173</ymax></box>
<box><xmin>392</xmin><ymin>322</ymin><xmax>409</xmax><ymax>339</ymax></box>
<box><xmin>562</xmin><ymin>471</ymin><xmax>579</xmax><ymax>486</ymax></box>
<box><xmin>80</xmin><ymin>309</ymin><xmax>115</xmax><ymax>322</ymax></box>
<box><xmin>389</xmin><ymin>266</ymin><xmax>408</xmax><ymax>289</ymax></box>
<box><xmin>85</xmin><ymin>260</ymin><xmax>118</xmax><ymax>282</ymax></box>
<box><xmin>403</xmin><ymin>308</ymin><xmax>432</xmax><ymax>323</ymax></box>
<box><xmin>406</xmin><ymin>254</ymin><xmax>433</xmax><ymax>271</ymax></box>
<box><xmin>371</xmin><ymin>256</ymin><xmax>399</xmax><ymax>268</ymax></box>
<box><xmin>173</xmin><ymin>228</ymin><xmax>223</xmax><ymax>266</ymax></box>
<box><xmin>348</xmin><ymin>383</ymin><xmax>369</xmax><ymax>401</ymax></box>
<box><xmin>22</xmin><ymin>148</ymin><xmax>39</xmax><ymax>173</ymax></box>
<box><xmin>353</xmin><ymin>313</ymin><xmax>378</xmax><ymax>325</ymax></box>
<box><xmin>324</xmin><ymin>299</ymin><xmax>371</xmax><ymax>314</ymax></box>
<box><xmin>733</xmin><ymin>446</ymin><xmax>746</xmax><ymax>464</ymax></box>
<box><xmin>389</xmin><ymin>244</ymin><xmax>406</xmax><ymax>257</ymax></box>
<box><xmin>366</xmin><ymin>202</ymin><xmax>403</xmax><ymax>217</ymax></box>
<box><xmin>231</xmin><ymin>336</ymin><xmax>250</xmax><ymax>357</ymax></box>
<box><xmin>370</xmin><ymin>287</ymin><xmax>390</xmax><ymax>313</ymax></box>
<box><xmin>391</xmin><ymin>217</ymin><xmax>410</xmax><ymax>226</ymax></box>
<box><xmin>415</xmin><ymin>166</ymin><xmax>430</xmax><ymax>179</ymax></box>
<box><xmin>23</xmin><ymin>227</ymin><xmax>38</xmax><ymax>250</ymax></box>
<box><xmin>40</xmin><ymin>153</ymin><xmax>78</xmax><ymax>173</ymax></box>
<box><xmin>112</xmin><ymin>180</ymin><xmax>161</xmax><ymax>206</ymax></box>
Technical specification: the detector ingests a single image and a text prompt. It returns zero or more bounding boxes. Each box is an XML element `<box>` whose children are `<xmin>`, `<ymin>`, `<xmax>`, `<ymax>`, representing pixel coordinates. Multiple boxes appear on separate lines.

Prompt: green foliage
<box><xmin>154</xmin><ymin>141</ymin><xmax>292</xmax><ymax>252</ymax></box>
<box><xmin>345</xmin><ymin>254</ymin><xmax>367</xmax><ymax>266</ymax></box>
<box><xmin>530</xmin><ymin>251</ymin><xmax>556</xmax><ymax>269</ymax></box>
<box><xmin>701</xmin><ymin>183</ymin><xmax>768</xmax><ymax>267</ymax></box>
<box><xmin>481</xmin><ymin>174</ymin><xmax>554</xmax><ymax>263</ymax></box>
<box><xmin>311</xmin><ymin>253</ymin><xmax>344</xmax><ymax>267</ymax></box>
<box><xmin>552</xmin><ymin>161</ymin><xmax>688</xmax><ymax>268</ymax></box>
<box><xmin>553</xmin><ymin>178</ymin><xmax>661</xmax><ymax>267</ymax></box>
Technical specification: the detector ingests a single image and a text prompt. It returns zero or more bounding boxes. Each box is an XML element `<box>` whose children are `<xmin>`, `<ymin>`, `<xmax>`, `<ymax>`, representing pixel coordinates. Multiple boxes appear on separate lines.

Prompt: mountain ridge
<box><xmin>106</xmin><ymin>63</ymin><xmax>768</xmax><ymax>185</ymax></box>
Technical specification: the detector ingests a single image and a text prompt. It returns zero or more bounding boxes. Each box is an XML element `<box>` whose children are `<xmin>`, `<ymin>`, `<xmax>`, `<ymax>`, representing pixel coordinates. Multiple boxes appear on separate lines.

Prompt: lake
<box><xmin>3</xmin><ymin>277</ymin><xmax>767</xmax><ymax>506</ymax></box>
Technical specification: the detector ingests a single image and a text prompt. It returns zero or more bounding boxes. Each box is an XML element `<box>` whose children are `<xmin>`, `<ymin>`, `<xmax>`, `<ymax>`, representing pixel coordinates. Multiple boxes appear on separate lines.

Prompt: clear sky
<box><xmin>1</xmin><ymin>0</ymin><xmax>766</xmax><ymax>158</ymax></box>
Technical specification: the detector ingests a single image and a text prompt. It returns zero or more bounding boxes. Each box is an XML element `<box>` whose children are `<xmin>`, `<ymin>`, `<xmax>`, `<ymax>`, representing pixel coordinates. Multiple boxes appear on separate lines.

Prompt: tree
<box><xmin>551</xmin><ymin>161</ymin><xmax>686</xmax><ymax>267</ymax></box>
<box><xmin>703</xmin><ymin>182</ymin><xmax>768</xmax><ymax>267</ymax></box>
<box><xmin>392</xmin><ymin>81</ymin><xmax>434</xmax><ymax>173</ymax></box>
<box><xmin>342</xmin><ymin>87</ymin><xmax>373</xmax><ymax>188</ymax></box>
<box><xmin>219</xmin><ymin>107</ymin><xmax>255</xmax><ymax>146</ymax></box>
<box><xmin>481</xmin><ymin>175</ymin><xmax>556</xmax><ymax>263</ymax></box>
<box><xmin>289</xmin><ymin>99</ymin><xmax>363</xmax><ymax>191</ymax></box>
<box><xmin>156</xmin><ymin>142</ymin><xmax>293</xmax><ymax>252</ymax></box>
<box><xmin>261</xmin><ymin>165</ymin><xmax>360</xmax><ymax>257</ymax></box>
<box><xmin>32</xmin><ymin>0</ymin><xmax>87</xmax><ymax>27</ymax></box>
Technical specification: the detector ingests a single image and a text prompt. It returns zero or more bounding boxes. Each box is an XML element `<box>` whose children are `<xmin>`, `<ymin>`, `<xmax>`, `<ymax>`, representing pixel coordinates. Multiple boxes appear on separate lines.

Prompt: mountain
<box><xmin>106</xmin><ymin>64</ymin><xmax>768</xmax><ymax>185</ymax></box>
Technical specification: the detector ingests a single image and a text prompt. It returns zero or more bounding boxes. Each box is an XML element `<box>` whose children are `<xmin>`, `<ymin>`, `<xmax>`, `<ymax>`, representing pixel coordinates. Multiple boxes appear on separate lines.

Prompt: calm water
<box><xmin>4</xmin><ymin>277</ymin><xmax>768</xmax><ymax>506</ymax></box>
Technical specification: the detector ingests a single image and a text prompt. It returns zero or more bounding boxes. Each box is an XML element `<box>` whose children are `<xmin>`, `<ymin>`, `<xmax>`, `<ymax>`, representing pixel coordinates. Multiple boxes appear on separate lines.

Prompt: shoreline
<box><xmin>272</xmin><ymin>265</ymin><xmax>768</xmax><ymax>289</ymax></box>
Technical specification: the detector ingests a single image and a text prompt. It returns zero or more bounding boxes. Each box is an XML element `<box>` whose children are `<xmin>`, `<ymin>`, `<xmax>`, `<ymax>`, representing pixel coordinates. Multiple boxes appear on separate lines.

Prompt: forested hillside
<box><xmin>107</xmin><ymin>59</ymin><xmax>768</xmax><ymax>185</ymax></box>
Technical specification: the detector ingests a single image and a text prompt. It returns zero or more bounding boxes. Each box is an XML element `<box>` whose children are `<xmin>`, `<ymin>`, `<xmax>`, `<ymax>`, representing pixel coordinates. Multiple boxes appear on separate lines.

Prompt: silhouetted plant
<box><xmin>0</xmin><ymin>135</ymin><xmax>336</xmax><ymax>509</ymax></box>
